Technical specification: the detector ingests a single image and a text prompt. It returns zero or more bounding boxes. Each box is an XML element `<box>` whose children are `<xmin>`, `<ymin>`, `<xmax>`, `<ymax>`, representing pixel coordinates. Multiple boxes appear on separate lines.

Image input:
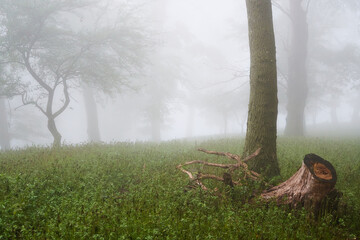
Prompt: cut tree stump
<box><xmin>261</xmin><ymin>153</ymin><xmax>337</xmax><ymax>212</ymax></box>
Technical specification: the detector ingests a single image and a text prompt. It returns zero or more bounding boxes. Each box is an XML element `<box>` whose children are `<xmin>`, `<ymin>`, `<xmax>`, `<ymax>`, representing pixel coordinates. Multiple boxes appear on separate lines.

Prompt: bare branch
<box><xmin>22</xmin><ymin>52</ymin><xmax>52</xmax><ymax>93</ymax></box>
<box><xmin>177</xmin><ymin>148</ymin><xmax>262</xmax><ymax>191</ymax></box>
<box><xmin>197</xmin><ymin>148</ymin><xmax>240</xmax><ymax>162</ymax></box>
<box><xmin>18</xmin><ymin>91</ymin><xmax>46</xmax><ymax>115</ymax></box>
<box><xmin>181</xmin><ymin>160</ymin><xmax>237</xmax><ymax>169</ymax></box>
<box><xmin>243</xmin><ymin>148</ymin><xmax>261</xmax><ymax>162</ymax></box>
<box><xmin>177</xmin><ymin>164</ymin><xmax>194</xmax><ymax>179</ymax></box>
<box><xmin>305</xmin><ymin>0</ymin><xmax>312</xmax><ymax>14</ymax></box>
<box><xmin>272</xmin><ymin>1</ymin><xmax>292</xmax><ymax>21</ymax></box>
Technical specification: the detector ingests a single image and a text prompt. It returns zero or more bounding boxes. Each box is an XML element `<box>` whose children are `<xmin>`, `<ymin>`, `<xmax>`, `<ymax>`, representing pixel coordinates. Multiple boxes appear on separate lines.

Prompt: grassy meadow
<box><xmin>0</xmin><ymin>137</ymin><xmax>359</xmax><ymax>239</ymax></box>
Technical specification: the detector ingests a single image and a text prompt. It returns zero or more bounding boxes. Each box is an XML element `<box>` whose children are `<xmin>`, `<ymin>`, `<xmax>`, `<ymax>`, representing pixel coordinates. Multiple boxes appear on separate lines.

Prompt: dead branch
<box><xmin>180</xmin><ymin>160</ymin><xmax>237</xmax><ymax>169</ymax></box>
<box><xmin>198</xmin><ymin>148</ymin><xmax>240</xmax><ymax>162</ymax></box>
<box><xmin>177</xmin><ymin>148</ymin><xmax>261</xmax><ymax>191</ymax></box>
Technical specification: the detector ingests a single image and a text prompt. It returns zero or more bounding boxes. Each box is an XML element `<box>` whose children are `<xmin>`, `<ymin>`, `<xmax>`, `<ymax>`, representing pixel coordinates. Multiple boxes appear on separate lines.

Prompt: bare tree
<box><xmin>0</xmin><ymin>0</ymin><xmax>148</xmax><ymax>146</ymax></box>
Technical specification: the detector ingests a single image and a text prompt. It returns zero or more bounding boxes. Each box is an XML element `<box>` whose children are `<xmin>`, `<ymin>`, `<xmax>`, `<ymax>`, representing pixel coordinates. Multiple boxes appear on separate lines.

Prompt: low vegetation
<box><xmin>0</xmin><ymin>138</ymin><xmax>359</xmax><ymax>239</ymax></box>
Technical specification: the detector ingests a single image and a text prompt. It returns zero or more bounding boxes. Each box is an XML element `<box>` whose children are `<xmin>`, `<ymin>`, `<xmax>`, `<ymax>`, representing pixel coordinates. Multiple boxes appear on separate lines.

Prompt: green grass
<box><xmin>0</xmin><ymin>137</ymin><xmax>359</xmax><ymax>239</ymax></box>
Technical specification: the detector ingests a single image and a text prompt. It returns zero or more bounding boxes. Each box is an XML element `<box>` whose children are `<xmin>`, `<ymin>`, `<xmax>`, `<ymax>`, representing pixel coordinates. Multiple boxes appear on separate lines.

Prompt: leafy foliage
<box><xmin>0</xmin><ymin>138</ymin><xmax>359</xmax><ymax>239</ymax></box>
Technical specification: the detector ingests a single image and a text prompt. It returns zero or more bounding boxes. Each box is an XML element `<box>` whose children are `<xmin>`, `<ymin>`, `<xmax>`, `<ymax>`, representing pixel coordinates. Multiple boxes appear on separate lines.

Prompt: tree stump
<box><xmin>261</xmin><ymin>153</ymin><xmax>337</xmax><ymax>212</ymax></box>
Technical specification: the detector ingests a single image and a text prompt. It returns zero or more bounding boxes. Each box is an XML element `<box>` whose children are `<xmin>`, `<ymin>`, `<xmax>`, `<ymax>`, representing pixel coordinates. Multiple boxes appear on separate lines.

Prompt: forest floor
<box><xmin>0</xmin><ymin>137</ymin><xmax>359</xmax><ymax>239</ymax></box>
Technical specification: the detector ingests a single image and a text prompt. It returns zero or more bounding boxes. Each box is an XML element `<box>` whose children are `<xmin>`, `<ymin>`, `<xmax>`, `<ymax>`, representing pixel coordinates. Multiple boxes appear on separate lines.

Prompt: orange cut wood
<box><xmin>261</xmin><ymin>154</ymin><xmax>337</xmax><ymax>210</ymax></box>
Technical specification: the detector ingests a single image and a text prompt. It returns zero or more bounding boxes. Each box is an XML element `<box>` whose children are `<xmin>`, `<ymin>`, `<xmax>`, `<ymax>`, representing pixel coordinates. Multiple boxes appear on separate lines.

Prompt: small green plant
<box><xmin>0</xmin><ymin>138</ymin><xmax>358</xmax><ymax>239</ymax></box>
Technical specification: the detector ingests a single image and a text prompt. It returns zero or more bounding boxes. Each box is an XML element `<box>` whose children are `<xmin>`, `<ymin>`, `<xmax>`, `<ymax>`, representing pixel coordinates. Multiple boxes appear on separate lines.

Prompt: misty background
<box><xmin>0</xmin><ymin>0</ymin><xmax>359</xmax><ymax>149</ymax></box>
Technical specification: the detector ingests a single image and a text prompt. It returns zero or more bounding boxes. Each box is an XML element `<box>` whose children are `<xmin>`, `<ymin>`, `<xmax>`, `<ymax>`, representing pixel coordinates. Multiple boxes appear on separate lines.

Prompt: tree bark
<box><xmin>48</xmin><ymin>117</ymin><xmax>61</xmax><ymax>147</ymax></box>
<box><xmin>261</xmin><ymin>153</ymin><xmax>337</xmax><ymax>212</ymax></box>
<box><xmin>243</xmin><ymin>0</ymin><xmax>280</xmax><ymax>178</ymax></box>
<box><xmin>83</xmin><ymin>84</ymin><xmax>101</xmax><ymax>142</ymax></box>
<box><xmin>0</xmin><ymin>97</ymin><xmax>11</xmax><ymax>150</ymax></box>
<box><xmin>284</xmin><ymin>0</ymin><xmax>308</xmax><ymax>136</ymax></box>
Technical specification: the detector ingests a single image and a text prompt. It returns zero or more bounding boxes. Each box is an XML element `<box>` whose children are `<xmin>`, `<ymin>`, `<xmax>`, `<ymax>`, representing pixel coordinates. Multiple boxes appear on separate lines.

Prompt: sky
<box><xmin>2</xmin><ymin>0</ymin><xmax>359</xmax><ymax>148</ymax></box>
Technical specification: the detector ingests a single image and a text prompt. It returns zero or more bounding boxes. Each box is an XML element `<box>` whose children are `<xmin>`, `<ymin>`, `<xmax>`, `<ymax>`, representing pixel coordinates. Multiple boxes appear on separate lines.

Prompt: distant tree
<box><xmin>243</xmin><ymin>0</ymin><xmax>280</xmax><ymax>178</ymax></box>
<box><xmin>0</xmin><ymin>0</ymin><xmax>148</xmax><ymax>146</ymax></box>
<box><xmin>283</xmin><ymin>0</ymin><xmax>309</xmax><ymax>136</ymax></box>
<box><xmin>272</xmin><ymin>0</ymin><xmax>310</xmax><ymax>136</ymax></box>
<box><xmin>312</xmin><ymin>44</ymin><xmax>360</xmax><ymax>125</ymax></box>
<box><xmin>306</xmin><ymin>0</ymin><xmax>360</xmax><ymax>127</ymax></box>
<box><xmin>0</xmin><ymin>55</ymin><xmax>22</xmax><ymax>150</ymax></box>
<box><xmin>0</xmin><ymin>96</ymin><xmax>10</xmax><ymax>150</ymax></box>
<box><xmin>82</xmin><ymin>84</ymin><xmax>101</xmax><ymax>142</ymax></box>
<box><xmin>141</xmin><ymin>0</ymin><xmax>184</xmax><ymax>142</ymax></box>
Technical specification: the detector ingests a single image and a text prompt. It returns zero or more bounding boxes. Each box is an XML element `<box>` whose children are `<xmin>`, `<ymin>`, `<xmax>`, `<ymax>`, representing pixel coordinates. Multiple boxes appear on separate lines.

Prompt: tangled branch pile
<box><xmin>176</xmin><ymin>148</ymin><xmax>261</xmax><ymax>191</ymax></box>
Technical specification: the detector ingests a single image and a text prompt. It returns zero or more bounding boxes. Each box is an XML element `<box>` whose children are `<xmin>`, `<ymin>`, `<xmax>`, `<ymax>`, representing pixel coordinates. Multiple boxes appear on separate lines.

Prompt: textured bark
<box><xmin>261</xmin><ymin>154</ymin><xmax>337</xmax><ymax>211</ymax></box>
<box><xmin>284</xmin><ymin>0</ymin><xmax>308</xmax><ymax>136</ymax></box>
<box><xmin>243</xmin><ymin>0</ymin><xmax>280</xmax><ymax>178</ymax></box>
<box><xmin>0</xmin><ymin>97</ymin><xmax>11</xmax><ymax>150</ymax></box>
<box><xmin>83</xmin><ymin>85</ymin><xmax>101</xmax><ymax>142</ymax></box>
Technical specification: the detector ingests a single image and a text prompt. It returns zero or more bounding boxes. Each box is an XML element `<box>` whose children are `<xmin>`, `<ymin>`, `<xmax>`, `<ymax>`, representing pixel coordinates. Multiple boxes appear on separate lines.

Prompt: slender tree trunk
<box><xmin>243</xmin><ymin>0</ymin><xmax>280</xmax><ymax>178</ymax></box>
<box><xmin>0</xmin><ymin>97</ymin><xmax>11</xmax><ymax>150</ymax></box>
<box><xmin>48</xmin><ymin>117</ymin><xmax>61</xmax><ymax>147</ymax></box>
<box><xmin>45</xmin><ymin>88</ymin><xmax>67</xmax><ymax>148</ymax></box>
<box><xmin>83</xmin><ymin>84</ymin><xmax>101</xmax><ymax>142</ymax></box>
<box><xmin>284</xmin><ymin>0</ymin><xmax>308</xmax><ymax>136</ymax></box>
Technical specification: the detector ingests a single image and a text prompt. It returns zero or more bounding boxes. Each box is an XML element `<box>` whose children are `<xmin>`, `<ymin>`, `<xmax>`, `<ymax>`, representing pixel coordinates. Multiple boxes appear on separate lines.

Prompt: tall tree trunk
<box><xmin>83</xmin><ymin>84</ymin><xmax>101</xmax><ymax>142</ymax></box>
<box><xmin>243</xmin><ymin>0</ymin><xmax>280</xmax><ymax>178</ymax></box>
<box><xmin>284</xmin><ymin>0</ymin><xmax>308</xmax><ymax>136</ymax></box>
<box><xmin>0</xmin><ymin>97</ymin><xmax>11</xmax><ymax>150</ymax></box>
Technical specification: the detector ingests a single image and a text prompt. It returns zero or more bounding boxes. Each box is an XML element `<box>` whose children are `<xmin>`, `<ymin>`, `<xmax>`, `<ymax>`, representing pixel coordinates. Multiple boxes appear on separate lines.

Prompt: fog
<box><xmin>0</xmin><ymin>0</ymin><xmax>359</xmax><ymax>149</ymax></box>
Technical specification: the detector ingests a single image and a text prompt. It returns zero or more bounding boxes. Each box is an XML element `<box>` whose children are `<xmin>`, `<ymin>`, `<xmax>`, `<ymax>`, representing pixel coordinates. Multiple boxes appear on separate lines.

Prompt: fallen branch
<box><xmin>177</xmin><ymin>148</ymin><xmax>261</xmax><ymax>191</ymax></box>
